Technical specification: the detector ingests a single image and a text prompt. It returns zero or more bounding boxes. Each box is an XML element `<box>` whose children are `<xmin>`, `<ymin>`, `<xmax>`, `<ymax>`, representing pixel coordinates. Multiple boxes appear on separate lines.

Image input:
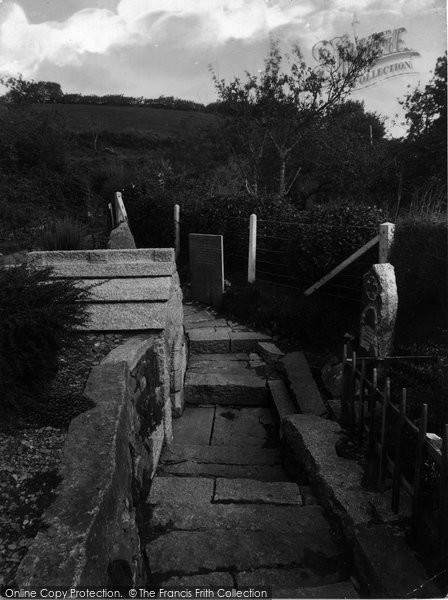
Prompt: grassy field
<box><xmin>33</xmin><ymin>103</ymin><xmax>218</xmax><ymax>136</ymax></box>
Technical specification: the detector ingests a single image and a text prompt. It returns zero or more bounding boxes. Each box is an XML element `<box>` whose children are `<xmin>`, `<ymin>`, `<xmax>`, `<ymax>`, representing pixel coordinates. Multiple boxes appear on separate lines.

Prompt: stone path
<box><xmin>145</xmin><ymin>303</ymin><xmax>359</xmax><ymax>598</ymax></box>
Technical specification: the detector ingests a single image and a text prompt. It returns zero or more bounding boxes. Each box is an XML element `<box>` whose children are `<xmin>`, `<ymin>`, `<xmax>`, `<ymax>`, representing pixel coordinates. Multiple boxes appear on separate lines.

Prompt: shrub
<box><xmin>391</xmin><ymin>214</ymin><xmax>447</xmax><ymax>316</ymax></box>
<box><xmin>38</xmin><ymin>217</ymin><xmax>87</xmax><ymax>250</ymax></box>
<box><xmin>0</xmin><ymin>264</ymin><xmax>91</xmax><ymax>408</ymax></box>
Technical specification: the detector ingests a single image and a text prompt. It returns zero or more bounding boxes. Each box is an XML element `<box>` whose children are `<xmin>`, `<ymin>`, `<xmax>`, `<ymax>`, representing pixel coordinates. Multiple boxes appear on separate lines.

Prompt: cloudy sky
<box><xmin>0</xmin><ymin>0</ymin><xmax>446</xmax><ymax>135</ymax></box>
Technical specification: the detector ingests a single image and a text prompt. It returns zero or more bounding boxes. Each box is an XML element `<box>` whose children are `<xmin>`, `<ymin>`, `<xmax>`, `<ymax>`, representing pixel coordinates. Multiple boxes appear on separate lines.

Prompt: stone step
<box><xmin>280</xmin><ymin>351</ymin><xmax>327</xmax><ymax>416</ymax></box>
<box><xmin>189</xmin><ymin>353</ymin><xmax>249</xmax><ymax>363</ymax></box>
<box><xmin>148</xmin><ymin>476</ymin><xmax>214</xmax><ymax>505</ymax></box>
<box><xmin>214</xmin><ymin>478</ymin><xmax>302</xmax><ymax>505</ymax></box>
<box><xmin>158</xmin><ymin>462</ymin><xmax>288</xmax><ymax>480</ymax></box>
<box><xmin>185</xmin><ymin>371</ymin><xmax>268</xmax><ymax>406</ymax></box>
<box><xmin>150</xmin><ymin>502</ymin><xmax>329</xmax><ymax>534</ymax></box>
<box><xmin>211</xmin><ymin>407</ymin><xmax>278</xmax><ymax>448</ymax></box>
<box><xmin>188</xmin><ymin>329</ymin><xmax>271</xmax><ymax>354</ymax></box>
<box><xmin>268</xmin><ymin>379</ymin><xmax>298</xmax><ymax>434</ymax></box>
<box><xmin>235</xmin><ymin>573</ymin><xmax>358</xmax><ymax>598</ymax></box>
<box><xmin>184</xmin><ymin>318</ymin><xmax>229</xmax><ymax>331</ymax></box>
<box><xmin>161</xmin><ymin>444</ymin><xmax>281</xmax><ymax>466</ymax></box>
<box><xmin>147</xmin><ymin>528</ymin><xmax>344</xmax><ymax>580</ymax></box>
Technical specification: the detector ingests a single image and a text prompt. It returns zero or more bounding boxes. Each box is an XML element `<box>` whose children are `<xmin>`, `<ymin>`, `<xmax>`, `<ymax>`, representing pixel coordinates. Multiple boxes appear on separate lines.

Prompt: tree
<box><xmin>210</xmin><ymin>35</ymin><xmax>383</xmax><ymax>198</ymax></box>
<box><xmin>398</xmin><ymin>54</ymin><xmax>447</xmax><ymax>195</ymax></box>
<box><xmin>0</xmin><ymin>75</ymin><xmax>63</xmax><ymax>104</ymax></box>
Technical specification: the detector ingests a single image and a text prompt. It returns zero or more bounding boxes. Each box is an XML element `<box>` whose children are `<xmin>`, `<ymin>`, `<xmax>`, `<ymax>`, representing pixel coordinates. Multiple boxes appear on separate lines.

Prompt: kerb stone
<box><xmin>281</xmin><ymin>352</ymin><xmax>326</xmax><ymax>416</ymax></box>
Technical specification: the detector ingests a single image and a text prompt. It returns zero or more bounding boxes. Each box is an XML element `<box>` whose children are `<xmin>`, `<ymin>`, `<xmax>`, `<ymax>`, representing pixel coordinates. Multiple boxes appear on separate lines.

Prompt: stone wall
<box><xmin>27</xmin><ymin>249</ymin><xmax>187</xmax><ymax>416</ymax></box>
<box><xmin>16</xmin><ymin>334</ymin><xmax>171</xmax><ymax>588</ymax></box>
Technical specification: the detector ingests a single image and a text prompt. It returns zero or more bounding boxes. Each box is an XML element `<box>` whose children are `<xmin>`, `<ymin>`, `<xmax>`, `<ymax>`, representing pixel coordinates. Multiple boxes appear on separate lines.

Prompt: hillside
<box><xmin>33</xmin><ymin>103</ymin><xmax>219</xmax><ymax>136</ymax></box>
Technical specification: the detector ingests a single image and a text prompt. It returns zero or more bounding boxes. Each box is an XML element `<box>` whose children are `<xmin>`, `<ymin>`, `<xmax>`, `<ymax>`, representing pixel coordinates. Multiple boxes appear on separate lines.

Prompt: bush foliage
<box><xmin>0</xmin><ymin>265</ymin><xmax>91</xmax><ymax>408</ymax></box>
<box><xmin>391</xmin><ymin>215</ymin><xmax>447</xmax><ymax>316</ymax></box>
<box><xmin>39</xmin><ymin>217</ymin><xmax>87</xmax><ymax>250</ymax></box>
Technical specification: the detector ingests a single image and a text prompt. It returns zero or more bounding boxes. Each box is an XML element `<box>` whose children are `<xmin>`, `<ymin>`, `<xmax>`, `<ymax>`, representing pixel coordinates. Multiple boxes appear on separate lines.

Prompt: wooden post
<box><xmin>392</xmin><ymin>388</ymin><xmax>406</xmax><ymax>513</ymax></box>
<box><xmin>174</xmin><ymin>204</ymin><xmax>180</xmax><ymax>260</ymax></box>
<box><xmin>379</xmin><ymin>222</ymin><xmax>395</xmax><ymax>263</ymax></box>
<box><xmin>349</xmin><ymin>351</ymin><xmax>357</xmax><ymax>435</ymax></box>
<box><xmin>358</xmin><ymin>360</ymin><xmax>366</xmax><ymax>443</ymax></box>
<box><xmin>411</xmin><ymin>403</ymin><xmax>428</xmax><ymax>538</ymax></box>
<box><xmin>440</xmin><ymin>424</ymin><xmax>448</xmax><ymax>555</ymax></box>
<box><xmin>114</xmin><ymin>191</ymin><xmax>128</xmax><ymax>225</ymax></box>
<box><xmin>368</xmin><ymin>367</ymin><xmax>378</xmax><ymax>480</ymax></box>
<box><xmin>108</xmin><ymin>203</ymin><xmax>114</xmax><ymax>228</ymax></box>
<box><xmin>248</xmin><ymin>213</ymin><xmax>257</xmax><ymax>284</ymax></box>
<box><xmin>378</xmin><ymin>378</ymin><xmax>390</xmax><ymax>492</ymax></box>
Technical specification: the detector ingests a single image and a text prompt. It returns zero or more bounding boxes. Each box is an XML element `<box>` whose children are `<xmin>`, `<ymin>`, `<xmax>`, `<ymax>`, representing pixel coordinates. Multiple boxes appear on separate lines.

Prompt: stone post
<box><xmin>174</xmin><ymin>204</ymin><xmax>180</xmax><ymax>260</ymax></box>
<box><xmin>359</xmin><ymin>263</ymin><xmax>398</xmax><ymax>358</ymax></box>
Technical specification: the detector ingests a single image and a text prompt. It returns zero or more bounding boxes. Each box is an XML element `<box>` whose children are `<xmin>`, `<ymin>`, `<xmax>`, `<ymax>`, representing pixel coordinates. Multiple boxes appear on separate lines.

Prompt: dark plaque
<box><xmin>189</xmin><ymin>234</ymin><xmax>224</xmax><ymax>307</ymax></box>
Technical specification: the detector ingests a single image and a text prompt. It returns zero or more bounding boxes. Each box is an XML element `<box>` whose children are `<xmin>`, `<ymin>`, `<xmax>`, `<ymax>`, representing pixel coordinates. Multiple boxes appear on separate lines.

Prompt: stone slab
<box><xmin>159</xmin><ymin>462</ymin><xmax>288</xmax><ymax>480</ymax></box>
<box><xmin>101</xmin><ymin>334</ymin><xmax>159</xmax><ymax>371</ymax></box>
<box><xmin>47</xmin><ymin>262</ymin><xmax>176</xmax><ymax>278</ymax></box>
<box><xmin>158</xmin><ymin>572</ymin><xmax>234</xmax><ymax>587</ymax></box>
<box><xmin>80</xmin><ymin>277</ymin><xmax>173</xmax><ymax>302</ymax></box>
<box><xmin>150</xmin><ymin>503</ymin><xmax>328</xmax><ymax>534</ymax></box>
<box><xmin>214</xmin><ymin>478</ymin><xmax>302</xmax><ymax>505</ymax></box>
<box><xmin>189</xmin><ymin>353</ymin><xmax>248</xmax><ymax>363</ymax></box>
<box><xmin>147</xmin><ymin>528</ymin><xmax>342</xmax><ymax>577</ymax></box>
<box><xmin>282</xmin><ymin>414</ymin><xmax>389</xmax><ymax>526</ymax></box>
<box><xmin>188</xmin><ymin>363</ymin><xmax>251</xmax><ymax>374</ymax></box>
<box><xmin>148</xmin><ymin>476</ymin><xmax>214</xmax><ymax>505</ymax></box>
<box><xmin>28</xmin><ymin>248</ymin><xmax>174</xmax><ymax>264</ymax></box>
<box><xmin>185</xmin><ymin>371</ymin><xmax>268</xmax><ymax>406</ymax></box>
<box><xmin>276</xmin><ymin>582</ymin><xmax>359</xmax><ymax>598</ymax></box>
<box><xmin>188</xmin><ymin>328</ymin><xmax>231</xmax><ymax>353</ymax></box>
<box><xmin>236</xmin><ymin>569</ymin><xmax>347</xmax><ymax>593</ymax></box>
<box><xmin>281</xmin><ymin>352</ymin><xmax>326</xmax><ymax>416</ymax></box>
<box><xmin>161</xmin><ymin>444</ymin><xmax>281</xmax><ymax>466</ymax></box>
<box><xmin>81</xmin><ymin>302</ymin><xmax>169</xmax><ymax>330</ymax></box>
<box><xmin>172</xmin><ymin>407</ymin><xmax>215</xmax><ymax>446</ymax></box>
<box><xmin>211</xmin><ymin>407</ymin><xmax>276</xmax><ymax>448</ymax></box>
<box><xmin>256</xmin><ymin>341</ymin><xmax>285</xmax><ymax>365</ymax></box>
<box><xmin>354</xmin><ymin>523</ymin><xmax>441</xmax><ymax>599</ymax></box>
<box><xmin>185</xmin><ymin>319</ymin><xmax>229</xmax><ymax>330</ymax></box>
<box><xmin>229</xmin><ymin>331</ymin><xmax>272</xmax><ymax>352</ymax></box>
<box><xmin>189</xmin><ymin>233</ymin><xmax>224</xmax><ymax>308</ymax></box>
<box><xmin>268</xmin><ymin>380</ymin><xmax>297</xmax><ymax>425</ymax></box>
<box><xmin>108</xmin><ymin>221</ymin><xmax>136</xmax><ymax>249</ymax></box>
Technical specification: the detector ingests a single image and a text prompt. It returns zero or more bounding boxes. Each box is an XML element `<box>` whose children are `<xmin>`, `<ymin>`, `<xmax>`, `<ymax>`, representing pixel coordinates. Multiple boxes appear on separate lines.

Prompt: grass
<box><xmin>32</xmin><ymin>104</ymin><xmax>219</xmax><ymax>136</ymax></box>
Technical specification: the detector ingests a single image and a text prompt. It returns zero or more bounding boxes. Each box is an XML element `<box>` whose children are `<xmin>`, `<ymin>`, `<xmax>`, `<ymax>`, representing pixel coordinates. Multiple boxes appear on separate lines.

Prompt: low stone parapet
<box><xmin>16</xmin><ymin>334</ymin><xmax>171</xmax><ymax>589</ymax></box>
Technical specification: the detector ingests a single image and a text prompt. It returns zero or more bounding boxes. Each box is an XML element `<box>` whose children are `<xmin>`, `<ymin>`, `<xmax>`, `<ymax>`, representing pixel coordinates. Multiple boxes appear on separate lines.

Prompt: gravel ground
<box><xmin>0</xmin><ymin>333</ymin><xmax>128</xmax><ymax>590</ymax></box>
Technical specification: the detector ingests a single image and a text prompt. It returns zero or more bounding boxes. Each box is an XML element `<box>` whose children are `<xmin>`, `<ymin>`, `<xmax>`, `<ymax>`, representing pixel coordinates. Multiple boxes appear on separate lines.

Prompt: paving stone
<box><xmin>147</xmin><ymin>529</ymin><xmax>342</xmax><ymax>577</ymax></box>
<box><xmin>185</xmin><ymin>372</ymin><xmax>268</xmax><ymax>406</ymax></box>
<box><xmin>189</xmin><ymin>353</ymin><xmax>249</xmax><ymax>363</ymax></box>
<box><xmin>188</xmin><ymin>328</ymin><xmax>231</xmax><ymax>353</ymax></box>
<box><xmin>159</xmin><ymin>462</ymin><xmax>288</xmax><ymax>480</ymax></box>
<box><xmin>188</xmin><ymin>362</ymin><xmax>251</xmax><ymax>374</ymax></box>
<box><xmin>211</xmin><ymin>407</ymin><xmax>276</xmax><ymax>448</ymax></box>
<box><xmin>229</xmin><ymin>331</ymin><xmax>272</xmax><ymax>352</ymax></box>
<box><xmin>148</xmin><ymin>477</ymin><xmax>214</xmax><ymax>505</ymax></box>
<box><xmin>158</xmin><ymin>572</ymin><xmax>234</xmax><ymax>587</ymax></box>
<box><xmin>150</xmin><ymin>503</ymin><xmax>329</xmax><ymax>534</ymax></box>
<box><xmin>214</xmin><ymin>478</ymin><xmax>302</xmax><ymax>505</ymax></box>
<box><xmin>161</xmin><ymin>444</ymin><xmax>281</xmax><ymax>465</ymax></box>
<box><xmin>172</xmin><ymin>407</ymin><xmax>215</xmax><ymax>445</ymax></box>
<box><xmin>236</xmin><ymin>568</ymin><xmax>346</xmax><ymax>592</ymax></box>
<box><xmin>185</xmin><ymin>318</ymin><xmax>229</xmax><ymax>330</ymax></box>
<box><xmin>280</xmin><ymin>352</ymin><xmax>327</xmax><ymax>416</ymax></box>
<box><xmin>268</xmin><ymin>380</ymin><xmax>297</xmax><ymax>428</ymax></box>
<box><xmin>354</xmin><ymin>523</ymin><xmax>441</xmax><ymax>598</ymax></box>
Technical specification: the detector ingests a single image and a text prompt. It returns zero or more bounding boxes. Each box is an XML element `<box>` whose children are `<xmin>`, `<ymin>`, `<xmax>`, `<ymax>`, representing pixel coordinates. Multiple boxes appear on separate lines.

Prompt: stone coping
<box><xmin>282</xmin><ymin>415</ymin><xmax>441</xmax><ymax>598</ymax></box>
<box><xmin>15</xmin><ymin>334</ymin><xmax>166</xmax><ymax>588</ymax></box>
<box><xmin>28</xmin><ymin>248</ymin><xmax>174</xmax><ymax>264</ymax></box>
